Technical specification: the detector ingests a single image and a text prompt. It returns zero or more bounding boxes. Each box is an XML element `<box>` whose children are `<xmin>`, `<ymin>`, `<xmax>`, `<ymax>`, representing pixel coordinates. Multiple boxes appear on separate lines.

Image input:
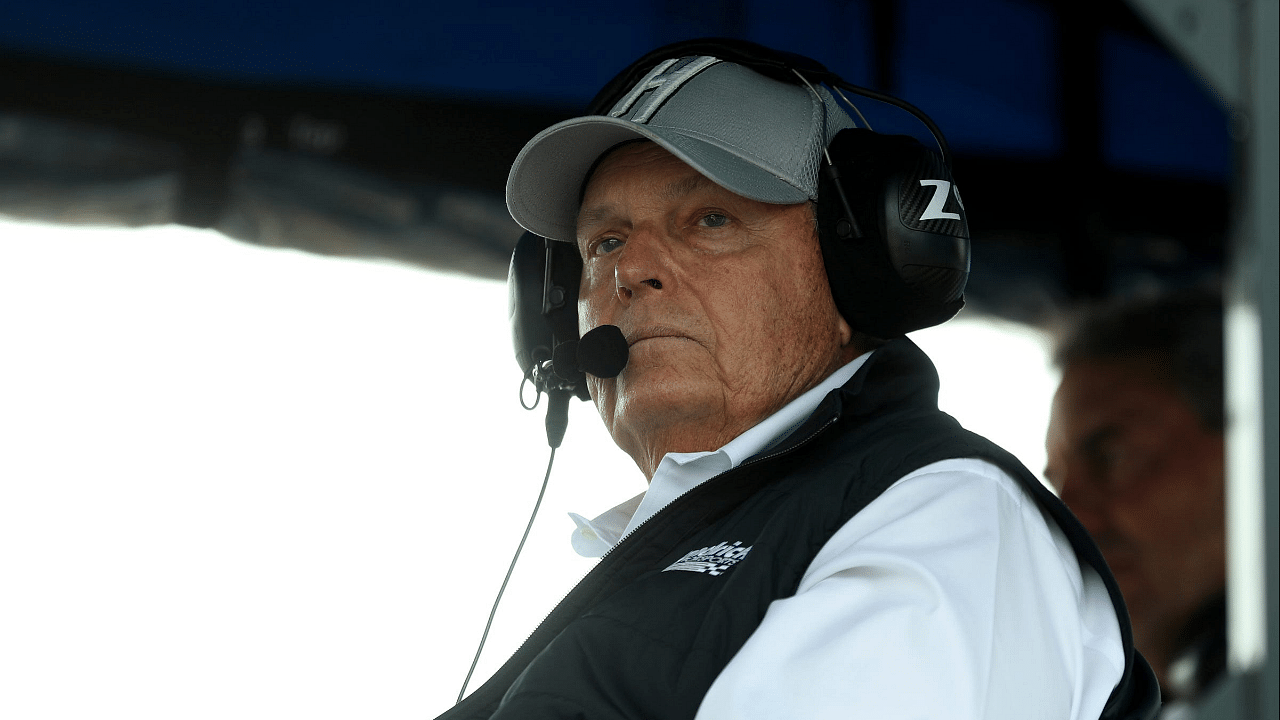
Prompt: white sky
<box><xmin>0</xmin><ymin>219</ymin><xmax>1059</xmax><ymax>719</ymax></box>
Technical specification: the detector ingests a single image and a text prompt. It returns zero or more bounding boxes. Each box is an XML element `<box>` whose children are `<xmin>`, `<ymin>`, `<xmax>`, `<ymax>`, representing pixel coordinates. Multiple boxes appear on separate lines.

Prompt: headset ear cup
<box><xmin>508</xmin><ymin>233</ymin><xmax>592</xmax><ymax>401</ymax></box>
<box><xmin>545</xmin><ymin>240</ymin><xmax>592</xmax><ymax>401</ymax></box>
<box><xmin>545</xmin><ymin>241</ymin><xmax>584</xmax><ymax>343</ymax></box>
<box><xmin>885</xmin><ymin>144</ymin><xmax>970</xmax><ymax>298</ymax></box>
<box><xmin>509</xmin><ymin>232</ymin><xmax>554</xmax><ymax>374</ymax></box>
<box><xmin>817</xmin><ymin>129</ymin><xmax>970</xmax><ymax>337</ymax></box>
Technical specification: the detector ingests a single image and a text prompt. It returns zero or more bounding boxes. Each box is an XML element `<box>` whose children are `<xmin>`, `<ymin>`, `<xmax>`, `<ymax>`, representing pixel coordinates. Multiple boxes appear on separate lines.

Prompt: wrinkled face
<box><xmin>576</xmin><ymin>142</ymin><xmax>853</xmax><ymax>478</ymax></box>
<box><xmin>1045</xmin><ymin>358</ymin><xmax>1225</xmax><ymax>660</ymax></box>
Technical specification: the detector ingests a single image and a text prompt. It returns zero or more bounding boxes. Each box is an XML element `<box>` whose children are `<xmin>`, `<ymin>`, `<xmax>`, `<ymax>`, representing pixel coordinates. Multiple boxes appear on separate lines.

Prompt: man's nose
<box><xmin>613</xmin><ymin>229</ymin><xmax>673</xmax><ymax>304</ymax></box>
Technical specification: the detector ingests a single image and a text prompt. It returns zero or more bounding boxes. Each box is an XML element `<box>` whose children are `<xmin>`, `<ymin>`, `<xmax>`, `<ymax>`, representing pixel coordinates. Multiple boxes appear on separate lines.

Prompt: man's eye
<box><xmin>700</xmin><ymin>213</ymin><xmax>729</xmax><ymax>228</ymax></box>
<box><xmin>594</xmin><ymin>237</ymin><xmax>624</xmax><ymax>255</ymax></box>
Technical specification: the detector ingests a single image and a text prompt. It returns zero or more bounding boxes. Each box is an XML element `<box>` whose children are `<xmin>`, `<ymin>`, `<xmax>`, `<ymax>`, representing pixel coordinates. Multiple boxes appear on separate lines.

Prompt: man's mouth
<box><xmin>625</xmin><ymin>327</ymin><xmax>689</xmax><ymax>348</ymax></box>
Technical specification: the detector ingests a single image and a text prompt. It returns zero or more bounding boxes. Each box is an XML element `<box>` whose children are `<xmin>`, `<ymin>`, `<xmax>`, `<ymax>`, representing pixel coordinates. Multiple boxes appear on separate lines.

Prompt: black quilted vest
<box><xmin>436</xmin><ymin>338</ymin><xmax>1159</xmax><ymax>720</ymax></box>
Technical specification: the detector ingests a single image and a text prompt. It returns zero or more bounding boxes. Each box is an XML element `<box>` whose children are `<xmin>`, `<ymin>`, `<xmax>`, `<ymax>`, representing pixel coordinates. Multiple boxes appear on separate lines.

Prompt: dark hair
<box><xmin>1052</xmin><ymin>286</ymin><xmax>1224</xmax><ymax>431</ymax></box>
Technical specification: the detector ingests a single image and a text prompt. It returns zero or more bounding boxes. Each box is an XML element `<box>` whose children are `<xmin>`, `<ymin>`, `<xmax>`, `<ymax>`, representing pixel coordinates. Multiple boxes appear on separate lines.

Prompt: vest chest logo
<box><xmin>662</xmin><ymin>541</ymin><xmax>753</xmax><ymax>576</ymax></box>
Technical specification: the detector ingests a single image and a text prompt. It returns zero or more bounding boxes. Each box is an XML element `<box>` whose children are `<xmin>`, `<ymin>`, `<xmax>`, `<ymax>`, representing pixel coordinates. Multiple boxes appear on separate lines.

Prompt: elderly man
<box><xmin>1046</xmin><ymin>288</ymin><xmax>1225</xmax><ymax>710</ymax></box>
<box><xmin>439</xmin><ymin>40</ymin><xmax>1156</xmax><ymax>720</ymax></box>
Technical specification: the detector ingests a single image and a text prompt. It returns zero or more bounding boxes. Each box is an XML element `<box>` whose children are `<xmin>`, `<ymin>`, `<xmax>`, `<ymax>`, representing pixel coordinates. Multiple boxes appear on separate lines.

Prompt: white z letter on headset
<box><xmin>918</xmin><ymin>179</ymin><xmax>961</xmax><ymax>221</ymax></box>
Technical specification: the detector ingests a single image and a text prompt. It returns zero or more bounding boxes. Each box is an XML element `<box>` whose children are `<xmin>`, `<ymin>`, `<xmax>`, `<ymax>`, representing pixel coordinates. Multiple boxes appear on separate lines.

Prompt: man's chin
<box><xmin>608</xmin><ymin>374</ymin><xmax>718</xmax><ymax>436</ymax></box>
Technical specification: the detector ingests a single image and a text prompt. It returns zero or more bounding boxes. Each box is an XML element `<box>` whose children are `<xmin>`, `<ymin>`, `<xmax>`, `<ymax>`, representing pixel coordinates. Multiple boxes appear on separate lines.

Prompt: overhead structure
<box><xmin>1127</xmin><ymin>1</ymin><xmax>1278</xmax><ymax>718</ymax></box>
<box><xmin>0</xmin><ymin>0</ymin><xmax>1233</xmax><ymax>323</ymax></box>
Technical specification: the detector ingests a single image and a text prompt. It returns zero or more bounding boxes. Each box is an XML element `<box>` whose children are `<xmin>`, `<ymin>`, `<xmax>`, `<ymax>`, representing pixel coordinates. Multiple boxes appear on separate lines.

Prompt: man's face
<box><xmin>1045</xmin><ymin>358</ymin><xmax>1225</xmax><ymax>662</ymax></box>
<box><xmin>575</xmin><ymin>142</ymin><xmax>853</xmax><ymax>478</ymax></box>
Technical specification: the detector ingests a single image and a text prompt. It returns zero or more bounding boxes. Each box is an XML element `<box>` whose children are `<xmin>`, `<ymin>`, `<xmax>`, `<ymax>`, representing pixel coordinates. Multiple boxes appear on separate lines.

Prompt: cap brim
<box><xmin>506</xmin><ymin>116</ymin><xmax>811</xmax><ymax>244</ymax></box>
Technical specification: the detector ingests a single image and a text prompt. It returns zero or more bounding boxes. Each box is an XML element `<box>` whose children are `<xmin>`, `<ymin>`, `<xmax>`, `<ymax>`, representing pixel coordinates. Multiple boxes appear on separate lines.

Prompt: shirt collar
<box><xmin>569</xmin><ymin>352</ymin><xmax>873</xmax><ymax>557</ymax></box>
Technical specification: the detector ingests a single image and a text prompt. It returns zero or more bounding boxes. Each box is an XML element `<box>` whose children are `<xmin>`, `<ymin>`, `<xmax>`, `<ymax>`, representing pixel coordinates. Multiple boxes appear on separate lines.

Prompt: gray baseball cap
<box><xmin>505</xmin><ymin>55</ymin><xmax>856</xmax><ymax>244</ymax></box>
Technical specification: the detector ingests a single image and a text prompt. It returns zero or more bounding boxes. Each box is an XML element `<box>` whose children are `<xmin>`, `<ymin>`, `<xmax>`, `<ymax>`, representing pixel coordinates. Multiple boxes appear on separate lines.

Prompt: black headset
<box><xmin>508</xmin><ymin>37</ymin><xmax>971</xmax><ymax>439</ymax></box>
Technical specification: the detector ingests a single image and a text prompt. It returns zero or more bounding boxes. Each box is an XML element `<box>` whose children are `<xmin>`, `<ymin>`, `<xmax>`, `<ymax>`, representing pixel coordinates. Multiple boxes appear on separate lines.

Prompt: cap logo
<box><xmin>609</xmin><ymin>56</ymin><xmax>722</xmax><ymax>124</ymax></box>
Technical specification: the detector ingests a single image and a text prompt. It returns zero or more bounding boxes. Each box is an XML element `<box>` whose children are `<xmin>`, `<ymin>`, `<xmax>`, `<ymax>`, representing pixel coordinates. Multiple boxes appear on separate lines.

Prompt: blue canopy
<box><xmin>0</xmin><ymin>0</ymin><xmax>1232</xmax><ymax>321</ymax></box>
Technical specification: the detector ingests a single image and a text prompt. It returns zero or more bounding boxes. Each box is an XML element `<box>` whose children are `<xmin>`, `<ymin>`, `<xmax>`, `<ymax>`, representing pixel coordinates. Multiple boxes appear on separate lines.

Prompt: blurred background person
<box><xmin>1045</xmin><ymin>286</ymin><xmax>1225</xmax><ymax>710</ymax></box>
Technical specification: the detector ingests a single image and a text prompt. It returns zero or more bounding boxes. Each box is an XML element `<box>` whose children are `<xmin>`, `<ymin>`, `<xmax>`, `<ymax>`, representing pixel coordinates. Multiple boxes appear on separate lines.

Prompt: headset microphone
<box><xmin>541</xmin><ymin>325</ymin><xmax>628</xmax><ymax>449</ymax></box>
<box><xmin>530</xmin><ymin>325</ymin><xmax>629</xmax><ymax>449</ymax></box>
<box><xmin>576</xmin><ymin>325</ymin><xmax>629</xmax><ymax>378</ymax></box>
<box><xmin>551</xmin><ymin>324</ymin><xmax>629</xmax><ymax>381</ymax></box>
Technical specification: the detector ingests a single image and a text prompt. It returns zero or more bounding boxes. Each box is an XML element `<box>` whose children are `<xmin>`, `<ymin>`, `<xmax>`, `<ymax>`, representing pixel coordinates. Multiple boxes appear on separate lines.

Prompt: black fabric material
<box><xmin>436</xmin><ymin>338</ymin><xmax>1159</xmax><ymax>720</ymax></box>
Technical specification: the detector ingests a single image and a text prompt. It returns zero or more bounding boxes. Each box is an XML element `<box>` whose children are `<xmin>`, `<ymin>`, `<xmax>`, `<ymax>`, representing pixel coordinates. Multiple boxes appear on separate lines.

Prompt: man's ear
<box><xmin>842</xmin><ymin>318</ymin><xmax>888</xmax><ymax>361</ymax></box>
<box><xmin>836</xmin><ymin>314</ymin><xmax>866</xmax><ymax>364</ymax></box>
<box><xmin>837</xmin><ymin>313</ymin><xmax>854</xmax><ymax>348</ymax></box>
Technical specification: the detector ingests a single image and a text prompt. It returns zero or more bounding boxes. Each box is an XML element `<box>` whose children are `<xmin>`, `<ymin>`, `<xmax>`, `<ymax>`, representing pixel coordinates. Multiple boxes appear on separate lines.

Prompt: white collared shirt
<box><xmin>566</xmin><ymin>354</ymin><xmax>1124</xmax><ymax>720</ymax></box>
<box><xmin>569</xmin><ymin>352</ymin><xmax>870</xmax><ymax>557</ymax></box>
